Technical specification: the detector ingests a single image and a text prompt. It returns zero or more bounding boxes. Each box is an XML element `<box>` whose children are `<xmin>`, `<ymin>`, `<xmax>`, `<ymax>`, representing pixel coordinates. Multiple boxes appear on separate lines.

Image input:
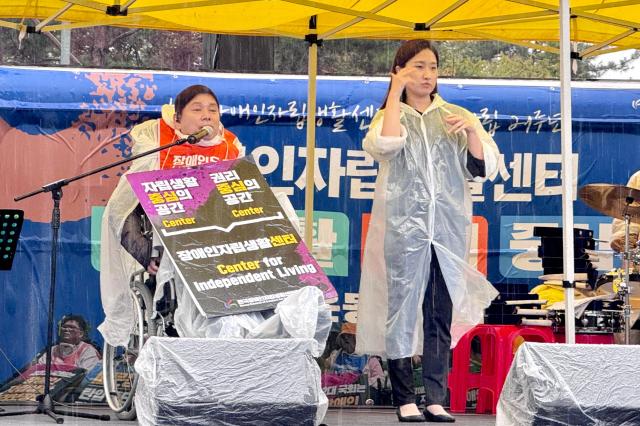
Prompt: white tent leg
<box><xmin>304</xmin><ymin>41</ymin><xmax>318</xmax><ymax>248</ymax></box>
<box><xmin>560</xmin><ymin>0</ymin><xmax>576</xmax><ymax>344</ymax></box>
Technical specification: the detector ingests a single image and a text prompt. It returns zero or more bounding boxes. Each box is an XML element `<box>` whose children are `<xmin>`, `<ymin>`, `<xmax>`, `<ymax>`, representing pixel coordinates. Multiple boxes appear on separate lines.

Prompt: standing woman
<box><xmin>356</xmin><ymin>40</ymin><xmax>500</xmax><ymax>422</ymax></box>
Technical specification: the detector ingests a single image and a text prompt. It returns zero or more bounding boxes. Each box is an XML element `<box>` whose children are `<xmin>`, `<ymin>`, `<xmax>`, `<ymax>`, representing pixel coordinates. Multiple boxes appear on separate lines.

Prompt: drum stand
<box><xmin>620</xmin><ymin>206</ymin><xmax>634</xmax><ymax>345</ymax></box>
<box><xmin>578</xmin><ymin>183</ymin><xmax>640</xmax><ymax>344</ymax></box>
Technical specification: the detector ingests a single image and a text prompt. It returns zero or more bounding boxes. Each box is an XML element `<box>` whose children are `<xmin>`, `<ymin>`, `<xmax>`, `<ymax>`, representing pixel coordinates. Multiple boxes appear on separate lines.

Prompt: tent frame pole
<box><xmin>304</xmin><ymin>18</ymin><xmax>320</xmax><ymax>248</ymax></box>
<box><xmin>560</xmin><ymin>0</ymin><xmax>576</xmax><ymax>344</ymax></box>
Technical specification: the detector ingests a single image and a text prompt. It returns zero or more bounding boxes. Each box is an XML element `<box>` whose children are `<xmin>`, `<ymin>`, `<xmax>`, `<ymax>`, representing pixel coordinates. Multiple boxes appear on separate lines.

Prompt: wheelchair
<box><xmin>102</xmin><ymin>270</ymin><xmax>177</xmax><ymax>420</ymax></box>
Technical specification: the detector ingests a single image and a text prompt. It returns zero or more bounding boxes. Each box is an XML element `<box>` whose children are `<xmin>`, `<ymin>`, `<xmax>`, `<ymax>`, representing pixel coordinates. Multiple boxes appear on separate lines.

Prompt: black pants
<box><xmin>387</xmin><ymin>248</ymin><xmax>453</xmax><ymax>407</ymax></box>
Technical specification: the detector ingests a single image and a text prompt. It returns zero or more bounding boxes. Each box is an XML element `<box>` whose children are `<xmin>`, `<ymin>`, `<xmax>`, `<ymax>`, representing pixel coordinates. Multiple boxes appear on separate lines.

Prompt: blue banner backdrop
<box><xmin>1</xmin><ymin>66</ymin><xmax>639</xmax><ymax>383</ymax></box>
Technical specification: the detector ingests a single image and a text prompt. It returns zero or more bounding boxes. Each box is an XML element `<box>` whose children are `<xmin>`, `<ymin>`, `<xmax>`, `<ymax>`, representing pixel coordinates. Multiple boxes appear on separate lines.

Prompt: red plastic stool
<box><xmin>448</xmin><ymin>324</ymin><xmax>555</xmax><ymax>414</ymax></box>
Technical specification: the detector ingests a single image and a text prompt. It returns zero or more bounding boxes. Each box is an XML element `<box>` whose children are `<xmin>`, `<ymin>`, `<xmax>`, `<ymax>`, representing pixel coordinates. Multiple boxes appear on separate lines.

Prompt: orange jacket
<box><xmin>158</xmin><ymin>118</ymin><xmax>241</xmax><ymax>169</ymax></box>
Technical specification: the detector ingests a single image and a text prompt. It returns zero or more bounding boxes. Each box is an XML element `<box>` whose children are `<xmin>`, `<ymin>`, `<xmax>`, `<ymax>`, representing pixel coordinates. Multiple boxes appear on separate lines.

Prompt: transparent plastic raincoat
<box><xmin>99</xmin><ymin>106</ymin><xmax>329</xmax><ymax>351</ymax></box>
<box><xmin>356</xmin><ymin>94</ymin><xmax>500</xmax><ymax>359</ymax></box>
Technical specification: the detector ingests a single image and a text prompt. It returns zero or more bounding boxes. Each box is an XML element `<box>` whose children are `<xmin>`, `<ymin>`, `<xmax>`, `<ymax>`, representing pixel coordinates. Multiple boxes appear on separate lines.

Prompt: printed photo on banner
<box><xmin>0</xmin><ymin>314</ymin><xmax>102</xmax><ymax>404</ymax></box>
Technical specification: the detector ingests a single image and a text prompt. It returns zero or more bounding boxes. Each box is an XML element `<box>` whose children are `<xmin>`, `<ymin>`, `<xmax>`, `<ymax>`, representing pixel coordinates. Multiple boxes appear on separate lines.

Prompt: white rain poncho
<box><xmin>356</xmin><ymin>94</ymin><xmax>500</xmax><ymax>359</ymax></box>
<box><xmin>99</xmin><ymin>115</ymin><xmax>168</xmax><ymax>347</ymax></box>
<box><xmin>98</xmin><ymin>106</ymin><xmax>318</xmax><ymax>348</ymax></box>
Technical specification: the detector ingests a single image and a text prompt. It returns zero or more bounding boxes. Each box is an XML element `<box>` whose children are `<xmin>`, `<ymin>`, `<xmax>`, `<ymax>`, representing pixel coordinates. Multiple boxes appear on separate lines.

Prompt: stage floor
<box><xmin>0</xmin><ymin>405</ymin><xmax>496</xmax><ymax>425</ymax></box>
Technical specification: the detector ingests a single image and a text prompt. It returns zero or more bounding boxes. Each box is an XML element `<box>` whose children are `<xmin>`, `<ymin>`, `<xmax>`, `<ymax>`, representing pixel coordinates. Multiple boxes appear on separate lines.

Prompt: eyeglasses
<box><xmin>61</xmin><ymin>325</ymin><xmax>82</xmax><ymax>332</ymax></box>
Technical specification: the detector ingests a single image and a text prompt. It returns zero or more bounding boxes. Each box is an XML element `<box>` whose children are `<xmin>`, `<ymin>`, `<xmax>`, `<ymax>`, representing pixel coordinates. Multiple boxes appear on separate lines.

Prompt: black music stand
<box><xmin>0</xmin><ymin>209</ymin><xmax>22</xmax><ymax>414</ymax></box>
<box><xmin>3</xmin><ymin>131</ymin><xmax>199</xmax><ymax>423</ymax></box>
<box><xmin>0</xmin><ymin>210</ymin><xmax>23</xmax><ymax>271</ymax></box>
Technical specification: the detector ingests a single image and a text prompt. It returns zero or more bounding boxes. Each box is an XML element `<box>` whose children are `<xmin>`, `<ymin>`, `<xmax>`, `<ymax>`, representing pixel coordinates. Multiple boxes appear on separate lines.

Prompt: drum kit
<box><xmin>556</xmin><ymin>183</ymin><xmax>640</xmax><ymax>344</ymax></box>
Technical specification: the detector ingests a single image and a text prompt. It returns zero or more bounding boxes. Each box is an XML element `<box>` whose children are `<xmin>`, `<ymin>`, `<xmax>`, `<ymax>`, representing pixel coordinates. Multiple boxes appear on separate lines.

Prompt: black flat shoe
<box><xmin>423</xmin><ymin>410</ymin><xmax>455</xmax><ymax>423</ymax></box>
<box><xmin>396</xmin><ymin>408</ymin><xmax>426</xmax><ymax>422</ymax></box>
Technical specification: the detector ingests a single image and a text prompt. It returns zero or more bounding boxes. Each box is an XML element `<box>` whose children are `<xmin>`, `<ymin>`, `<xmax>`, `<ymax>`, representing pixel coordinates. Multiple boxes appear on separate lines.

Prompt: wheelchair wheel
<box><xmin>103</xmin><ymin>281</ymin><xmax>154</xmax><ymax>420</ymax></box>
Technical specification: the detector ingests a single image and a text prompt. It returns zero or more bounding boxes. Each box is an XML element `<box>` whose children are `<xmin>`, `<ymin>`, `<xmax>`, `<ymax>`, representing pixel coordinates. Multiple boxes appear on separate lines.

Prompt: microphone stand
<box><xmin>4</xmin><ymin>133</ymin><xmax>195</xmax><ymax>423</ymax></box>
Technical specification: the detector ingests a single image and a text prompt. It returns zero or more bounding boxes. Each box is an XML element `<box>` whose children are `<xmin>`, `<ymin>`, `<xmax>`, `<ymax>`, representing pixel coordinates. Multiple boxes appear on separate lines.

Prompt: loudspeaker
<box><xmin>497</xmin><ymin>342</ymin><xmax>640</xmax><ymax>425</ymax></box>
<box><xmin>134</xmin><ymin>337</ymin><xmax>326</xmax><ymax>426</ymax></box>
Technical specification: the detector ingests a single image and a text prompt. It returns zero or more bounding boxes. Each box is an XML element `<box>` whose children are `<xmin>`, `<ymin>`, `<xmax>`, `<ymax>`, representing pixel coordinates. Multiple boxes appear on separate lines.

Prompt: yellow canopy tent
<box><xmin>1</xmin><ymin>1</ymin><xmax>639</xmax><ymax>54</ymax></box>
<box><xmin>2</xmin><ymin>0</ymin><xmax>640</xmax><ymax>342</ymax></box>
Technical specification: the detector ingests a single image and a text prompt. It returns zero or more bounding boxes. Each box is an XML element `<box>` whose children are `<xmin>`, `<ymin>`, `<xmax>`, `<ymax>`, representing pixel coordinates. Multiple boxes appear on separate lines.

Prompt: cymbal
<box><xmin>539</xmin><ymin>273</ymin><xmax>588</xmax><ymax>281</ymax></box>
<box><xmin>578</xmin><ymin>184</ymin><xmax>640</xmax><ymax>223</ymax></box>
<box><xmin>598</xmin><ymin>281</ymin><xmax>640</xmax><ymax>309</ymax></box>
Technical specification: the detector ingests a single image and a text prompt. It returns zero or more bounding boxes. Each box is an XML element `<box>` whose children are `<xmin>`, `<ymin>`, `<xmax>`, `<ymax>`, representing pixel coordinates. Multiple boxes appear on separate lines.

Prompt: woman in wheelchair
<box><xmin>99</xmin><ymin>85</ymin><xmax>331</xmax><ymax>419</ymax></box>
<box><xmin>100</xmin><ymin>84</ymin><xmax>248</xmax><ymax>345</ymax></box>
<box><xmin>99</xmin><ymin>85</ymin><xmax>255</xmax><ymax>418</ymax></box>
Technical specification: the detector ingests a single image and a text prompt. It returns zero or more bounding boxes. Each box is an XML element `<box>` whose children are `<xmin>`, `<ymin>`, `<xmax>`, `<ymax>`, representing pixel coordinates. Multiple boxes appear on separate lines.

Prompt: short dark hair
<box><xmin>381</xmin><ymin>40</ymin><xmax>439</xmax><ymax>109</ymax></box>
<box><xmin>60</xmin><ymin>314</ymin><xmax>90</xmax><ymax>340</ymax></box>
<box><xmin>174</xmin><ymin>84</ymin><xmax>220</xmax><ymax>121</ymax></box>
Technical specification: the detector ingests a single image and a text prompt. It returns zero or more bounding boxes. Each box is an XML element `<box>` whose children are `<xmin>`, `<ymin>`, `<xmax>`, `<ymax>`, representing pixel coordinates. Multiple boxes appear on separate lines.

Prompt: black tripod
<box><xmin>4</xmin><ymin>132</ymin><xmax>199</xmax><ymax>423</ymax></box>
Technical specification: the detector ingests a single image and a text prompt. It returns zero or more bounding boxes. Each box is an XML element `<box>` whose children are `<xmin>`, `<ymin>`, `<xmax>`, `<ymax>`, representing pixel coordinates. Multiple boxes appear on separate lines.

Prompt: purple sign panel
<box><xmin>127</xmin><ymin>157</ymin><xmax>337</xmax><ymax>317</ymax></box>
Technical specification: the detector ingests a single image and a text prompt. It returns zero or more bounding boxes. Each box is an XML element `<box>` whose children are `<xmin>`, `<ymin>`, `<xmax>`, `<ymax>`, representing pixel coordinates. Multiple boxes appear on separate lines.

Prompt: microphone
<box><xmin>185</xmin><ymin>126</ymin><xmax>215</xmax><ymax>144</ymax></box>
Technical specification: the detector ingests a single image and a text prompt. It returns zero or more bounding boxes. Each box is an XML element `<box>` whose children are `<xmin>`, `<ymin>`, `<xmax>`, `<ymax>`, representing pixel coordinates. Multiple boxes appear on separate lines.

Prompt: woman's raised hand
<box><xmin>389</xmin><ymin>66</ymin><xmax>418</xmax><ymax>99</ymax></box>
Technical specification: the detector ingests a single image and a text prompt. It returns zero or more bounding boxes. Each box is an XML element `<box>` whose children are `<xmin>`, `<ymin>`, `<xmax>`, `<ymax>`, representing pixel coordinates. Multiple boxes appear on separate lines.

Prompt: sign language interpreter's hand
<box><xmin>444</xmin><ymin>114</ymin><xmax>477</xmax><ymax>137</ymax></box>
<box><xmin>388</xmin><ymin>66</ymin><xmax>420</xmax><ymax>100</ymax></box>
